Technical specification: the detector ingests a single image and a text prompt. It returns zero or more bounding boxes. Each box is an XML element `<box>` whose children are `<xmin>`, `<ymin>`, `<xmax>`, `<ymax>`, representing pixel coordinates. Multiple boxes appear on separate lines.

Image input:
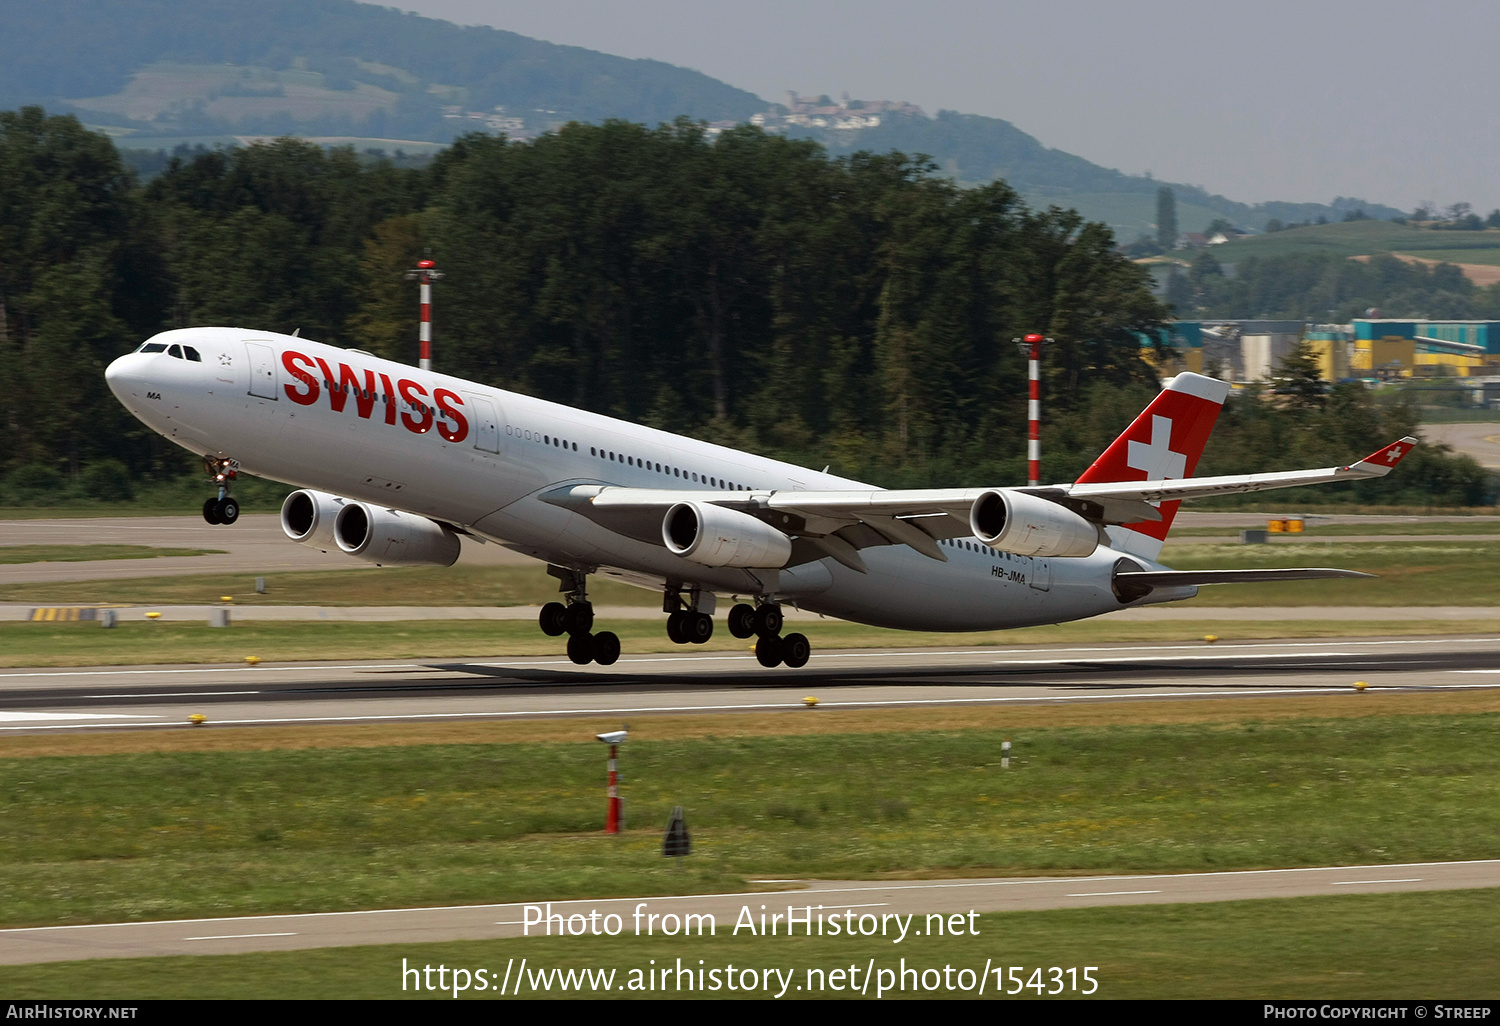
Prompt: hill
<box><xmin>1205</xmin><ymin>219</ymin><xmax>1500</xmax><ymax>262</ymax></box>
<box><xmin>3</xmin><ymin>0</ymin><xmax>763</xmax><ymax>144</ymax></box>
<box><xmin>7</xmin><ymin>0</ymin><xmax>1405</xmax><ymax>239</ymax></box>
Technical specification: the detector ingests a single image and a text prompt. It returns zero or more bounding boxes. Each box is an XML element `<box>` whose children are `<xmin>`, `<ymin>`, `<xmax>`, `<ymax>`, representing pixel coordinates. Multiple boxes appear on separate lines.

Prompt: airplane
<box><xmin>104</xmin><ymin>328</ymin><xmax>1415</xmax><ymax>668</ymax></box>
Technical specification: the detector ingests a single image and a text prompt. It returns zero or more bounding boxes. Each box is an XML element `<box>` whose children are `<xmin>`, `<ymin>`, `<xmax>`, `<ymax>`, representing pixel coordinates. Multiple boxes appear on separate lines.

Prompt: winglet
<box><xmin>1349</xmin><ymin>436</ymin><xmax>1418</xmax><ymax>476</ymax></box>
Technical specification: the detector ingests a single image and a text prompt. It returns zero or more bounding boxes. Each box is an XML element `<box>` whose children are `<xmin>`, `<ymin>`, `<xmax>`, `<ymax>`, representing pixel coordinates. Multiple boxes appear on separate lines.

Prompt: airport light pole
<box><xmin>404</xmin><ymin>259</ymin><xmax>444</xmax><ymax>371</ymax></box>
<box><xmin>1015</xmin><ymin>334</ymin><xmax>1049</xmax><ymax>486</ymax></box>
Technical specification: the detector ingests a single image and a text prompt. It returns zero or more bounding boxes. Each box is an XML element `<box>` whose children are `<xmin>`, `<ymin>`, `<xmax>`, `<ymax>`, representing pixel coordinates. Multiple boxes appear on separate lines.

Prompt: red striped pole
<box><xmin>405</xmin><ymin>259</ymin><xmax>443</xmax><ymax>371</ymax></box>
<box><xmin>606</xmin><ymin>743</ymin><xmax>621</xmax><ymax>834</ymax></box>
<box><xmin>1025</xmin><ymin>333</ymin><xmax>1044</xmax><ymax>486</ymax></box>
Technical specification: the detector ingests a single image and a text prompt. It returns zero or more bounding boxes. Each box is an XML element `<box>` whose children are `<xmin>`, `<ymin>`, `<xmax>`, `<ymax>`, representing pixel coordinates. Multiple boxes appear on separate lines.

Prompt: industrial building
<box><xmin>1147</xmin><ymin>319</ymin><xmax>1500</xmax><ymax>386</ymax></box>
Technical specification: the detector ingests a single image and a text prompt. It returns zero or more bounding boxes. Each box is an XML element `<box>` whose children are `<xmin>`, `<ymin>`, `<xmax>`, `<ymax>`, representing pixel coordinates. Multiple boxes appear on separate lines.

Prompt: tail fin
<box><xmin>1075</xmin><ymin>372</ymin><xmax>1231</xmax><ymax>561</ymax></box>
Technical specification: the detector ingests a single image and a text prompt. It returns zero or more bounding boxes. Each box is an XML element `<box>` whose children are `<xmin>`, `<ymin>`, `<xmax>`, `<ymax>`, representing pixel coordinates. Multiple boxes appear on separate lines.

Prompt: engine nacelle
<box><xmin>280</xmin><ymin>490</ymin><xmax>347</xmax><ymax>551</ymax></box>
<box><xmin>663</xmin><ymin>501</ymin><xmax>792</xmax><ymax>568</ymax></box>
<box><xmin>333</xmin><ymin>502</ymin><xmax>462</xmax><ymax>567</ymax></box>
<box><xmin>969</xmin><ymin>489</ymin><xmax>1099</xmax><ymax>558</ymax></box>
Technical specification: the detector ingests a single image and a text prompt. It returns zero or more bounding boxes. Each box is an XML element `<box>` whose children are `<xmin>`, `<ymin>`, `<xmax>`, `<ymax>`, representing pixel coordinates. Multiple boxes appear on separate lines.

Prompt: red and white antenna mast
<box><xmin>1015</xmin><ymin>334</ymin><xmax>1048</xmax><ymax>486</ymax></box>
<box><xmin>404</xmin><ymin>259</ymin><xmax>444</xmax><ymax>371</ymax></box>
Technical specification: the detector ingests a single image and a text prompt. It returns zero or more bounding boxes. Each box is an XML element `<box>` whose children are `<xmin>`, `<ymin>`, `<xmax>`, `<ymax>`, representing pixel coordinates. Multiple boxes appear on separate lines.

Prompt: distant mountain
<box><xmin>787</xmin><ymin>110</ymin><xmax>1405</xmax><ymax>237</ymax></box>
<box><xmin>6</xmin><ymin>0</ymin><xmax>1404</xmax><ymax>238</ymax></box>
<box><xmin>3</xmin><ymin>0</ymin><xmax>763</xmax><ymax>141</ymax></box>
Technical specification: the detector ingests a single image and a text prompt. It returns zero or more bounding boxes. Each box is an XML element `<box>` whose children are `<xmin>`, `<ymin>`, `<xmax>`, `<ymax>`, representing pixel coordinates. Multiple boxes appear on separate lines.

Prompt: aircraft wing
<box><xmin>542</xmin><ymin>436</ymin><xmax>1417</xmax><ymax>572</ymax></box>
<box><xmin>1065</xmin><ymin>437</ymin><xmax>1418</xmax><ymax>505</ymax></box>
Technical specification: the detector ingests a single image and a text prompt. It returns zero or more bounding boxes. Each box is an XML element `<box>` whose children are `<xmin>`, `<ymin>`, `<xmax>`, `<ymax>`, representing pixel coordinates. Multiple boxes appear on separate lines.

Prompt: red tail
<box><xmin>1075</xmin><ymin>373</ymin><xmax>1230</xmax><ymax>559</ymax></box>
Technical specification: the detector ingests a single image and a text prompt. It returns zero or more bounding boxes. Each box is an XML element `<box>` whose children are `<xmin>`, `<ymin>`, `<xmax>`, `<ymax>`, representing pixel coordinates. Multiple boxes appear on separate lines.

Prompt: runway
<box><xmin>4</xmin><ymin>635</ymin><xmax>1500</xmax><ymax>732</ymax></box>
<box><xmin>4</xmin><ymin>859</ymin><xmax>1498</xmax><ymax>965</ymax></box>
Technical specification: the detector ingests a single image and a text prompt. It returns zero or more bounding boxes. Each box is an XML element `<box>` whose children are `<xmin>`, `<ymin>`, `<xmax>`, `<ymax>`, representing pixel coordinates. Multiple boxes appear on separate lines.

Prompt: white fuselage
<box><xmin>106</xmin><ymin>328</ymin><xmax>1165</xmax><ymax>631</ymax></box>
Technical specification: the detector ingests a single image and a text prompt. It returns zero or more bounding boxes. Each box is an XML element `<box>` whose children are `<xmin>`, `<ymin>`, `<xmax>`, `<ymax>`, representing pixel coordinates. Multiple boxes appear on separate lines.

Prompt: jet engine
<box><xmin>969</xmin><ymin>489</ymin><xmax>1099</xmax><ymax>558</ymax></box>
<box><xmin>280</xmin><ymin>490</ymin><xmax>346</xmax><ymax>551</ymax></box>
<box><xmin>333</xmin><ymin>502</ymin><xmax>462</xmax><ymax>567</ymax></box>
<box><xmin>663</xmin><ymin>501</ymin><xmax>792</xmax><ymax>568</ymax></box>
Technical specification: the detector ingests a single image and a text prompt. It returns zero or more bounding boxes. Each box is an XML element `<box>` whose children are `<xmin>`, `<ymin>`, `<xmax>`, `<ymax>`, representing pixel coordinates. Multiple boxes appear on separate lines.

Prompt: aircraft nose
<box><xmin>105</xmin><ymin>352</ymin><xmax>144</xmax><ymax>400</ymax></box>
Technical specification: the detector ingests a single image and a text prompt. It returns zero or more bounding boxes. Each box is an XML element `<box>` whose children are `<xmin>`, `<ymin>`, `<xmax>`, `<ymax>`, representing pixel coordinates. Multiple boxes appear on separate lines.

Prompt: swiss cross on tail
<box><xmin>1075</xmin><ymin>373</ymin><xmax>1231</xmax><ymax>560</ymax></box>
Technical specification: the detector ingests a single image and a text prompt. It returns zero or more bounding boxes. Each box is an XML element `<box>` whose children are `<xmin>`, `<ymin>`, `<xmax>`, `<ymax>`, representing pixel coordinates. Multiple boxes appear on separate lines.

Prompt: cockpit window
<box><xmin>138</xmin><ymin>342</ymin><xmax>167</xmax><ymax>353</ymax></box>
<box><xmin>168</xmin><ymin>344</ymin><xmax>183</xmax><ymax>359</ymax></box>
<box><xmin>183</xmin><ymin>346</ymin><xmax>202</xmax><ymax>362</ymax></box>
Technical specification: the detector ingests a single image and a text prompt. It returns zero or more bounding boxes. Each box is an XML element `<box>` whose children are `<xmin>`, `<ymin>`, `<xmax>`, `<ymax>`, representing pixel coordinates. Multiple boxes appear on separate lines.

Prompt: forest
<box><xmin>0</xmin><ymin>106</ymin><xmax>1485</xmax><ymax>507</ymax></box>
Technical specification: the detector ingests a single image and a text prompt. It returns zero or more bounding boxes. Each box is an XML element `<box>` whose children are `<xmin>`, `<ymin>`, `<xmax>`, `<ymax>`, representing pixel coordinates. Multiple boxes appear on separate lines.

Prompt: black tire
<box><xmin>566</xmin><ymin>632</ymin><xmax>595</xmax><ymax>665</ymax></box>
<box><xmin>754</xmin><ymin>604</ymin><xmax>783</xmax><ymax>638</ymax></box>
<box><xmin>727</xmin><ymin>603</ymin><xmax>755</xmax><ymax>639</ymax></box>
<box><xmin>593</xmin><ymin>630</ymin><xmax>620</xmax><ymax>666</ymax></box>
<box><xmin>755</xmin><ymin>634</ymin><xmax>783</xmax><ymax>667</ymax></box>
<box><xmin>218</xmin><ymin>497</ymin><xmax>239</xmax><ymax>525</ymax></box>
<box><xmin>202</xmin><ymin>498</ymin><xmax>221</xmax><ymax>524</ymax></box>
<box><xmin>539</xmin><ymin>602</ymin><xmax>568</xmax><ymax>637</ymax></box>
<box><xmin>666</xmin><ymin>610</ymin><xmax>687</xmax><ymax>644</ymax></box>
<box><xmin>687</xmin><ymin>611</ymin><xmax>714</xmax><ymax>644</ymax></box>
<box><xmin>564</xmin><ymin>602</ymin><xmax>594</xmax><ymax>636</ymax></box>
<box><xmin>781</xmin><ymin>632</ymin><xmax>811</xmax><ymax>668</ymax></box>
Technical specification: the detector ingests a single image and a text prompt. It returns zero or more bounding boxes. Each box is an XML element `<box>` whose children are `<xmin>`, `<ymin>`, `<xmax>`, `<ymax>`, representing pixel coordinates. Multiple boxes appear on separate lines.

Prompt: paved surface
<box><xmin>0</xmin><ymin>514</ymin><xmax>537</xmax><ymax>585</ymax></box>
<box><xmin>4</xmin><ymin>860</ymin><xmax>1496</xmax><ymax>965</ymax></box>
<box><xmin>4</xmin><ymin>635</ymin><xmax>1499</xmax><ymax>733</ymax></box>
<box><xmin>1421</xmin><ymin>422</ymin><xmax>1500</xmax><ymax>470</ymax></box>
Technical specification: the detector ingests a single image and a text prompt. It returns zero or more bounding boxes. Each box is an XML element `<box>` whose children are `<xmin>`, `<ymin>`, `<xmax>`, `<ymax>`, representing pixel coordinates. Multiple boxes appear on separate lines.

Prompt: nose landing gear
<box><xmin>201</xmin><ymin>456</ymin><xmax>240</xmax><ymax>524</ymax></box>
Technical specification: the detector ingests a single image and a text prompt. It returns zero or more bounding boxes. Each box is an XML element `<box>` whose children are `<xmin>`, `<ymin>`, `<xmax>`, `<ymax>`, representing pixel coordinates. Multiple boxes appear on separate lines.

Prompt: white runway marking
<box><xmin>1066</xmin><ymin>890</ymin><xmax>1162</xmax><ymax>897</ymax></box>
<box><xmin>184</xmin><ymin>932</ymin><xmax>298</xmax><ymax>941</ymax></box>
<box><xmin>1331</xmin><ymin>878</ymin><xmax>1424</xmax><ymax>886</ymax></box>
<box><xmin>0</xmin><ymin>710</ymin><xmax>160</xmax><ymax>723</ymax></box>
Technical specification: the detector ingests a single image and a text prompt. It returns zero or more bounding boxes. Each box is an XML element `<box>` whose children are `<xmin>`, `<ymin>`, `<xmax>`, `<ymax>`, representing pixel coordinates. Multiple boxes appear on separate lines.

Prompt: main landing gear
<box><xmin>727</xmin><ymin>601</ymin><xmax>810</xmax><ymax>669</ymax></box>
<box><xmin>200</xmin><ymin>456</ymin><xmax>240</xmax><ymax>525</ymax></box>
<box><xmin>664</xmin><ymin>586</ymin><xmax>715</xmax><ymax>646</ymax></box>
<box><xmin>539</xmin><ymin>565</ymin><xmax>619</xmax><ymax>666</ymax></box>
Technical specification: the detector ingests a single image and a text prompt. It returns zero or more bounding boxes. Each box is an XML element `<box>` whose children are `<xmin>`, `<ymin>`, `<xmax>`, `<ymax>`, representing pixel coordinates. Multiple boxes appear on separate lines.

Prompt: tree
<box><xmin>1156</xmin><ymin>186</ymin><xmax>1177</xmax><ymax>250</ymax></box>
<box><xmin>1271</xmin><ymin>340</ymin><xmax>1326</xmax><ymax>409</ymax></box>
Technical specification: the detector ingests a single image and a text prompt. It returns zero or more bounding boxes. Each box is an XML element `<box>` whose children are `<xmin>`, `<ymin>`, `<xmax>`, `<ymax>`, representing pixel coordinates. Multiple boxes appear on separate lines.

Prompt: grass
<box><xmin>3</xmin><ymin>616</ymin><xmax>1497</xmax><ymax>668</ymax></box>
<box><xmin>2</xmin><ymin>890</ymin><xmax>1495</xmax><ymax>998</ymax></box>
<box><xmin>1208</xmin><ymin>219</ymin><xmax>1500</xmax><ymax>262</ymax></box>
<box><xmin>0</xmin><ymin>544</ymin><xmax>223</xmax><ymax>564</ymax></box>
<box><xmin>1158</xmin><ymin>539</ymin><xmax>1500</xmax><ymax>606</ymax></box>
<box><xmin>1168</xmin><ymin>520</ymin><xmax>1500</xmax><ymax>537</ymax></box>
<box><xmin>0</xmin><ymin>563</ymin><xmax>659</xmax><ymax>608</ymax></box>
<box><xmin>3</xmin><ymin>699</ymin><xmax>1499</xmax><ymax>928</ymax></box>
<box><xmin>4</xmin><ymin>536</ymin><xmax>1495</xmax><ymax>614</ymax></box>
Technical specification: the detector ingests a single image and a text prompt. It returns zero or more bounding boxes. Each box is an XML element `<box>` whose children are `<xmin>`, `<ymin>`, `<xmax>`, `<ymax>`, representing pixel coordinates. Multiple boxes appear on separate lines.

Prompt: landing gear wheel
<box><xmin>567</xmin><ymin>632</ymin><xmax>595</xmax><ymax>665</ymax></box>
<box><xmin>217</xmin><ymin>497</ymin><xmax>239</xmax><ymax>525</ymax></box>
<box><xmin>564</xmin><ymin>602</ymin><xmax>594</xmax><ymax>636</ymax></box>
<box><xmin>539</xmin><ymin>602</ymin><xmax>568</xmax><ymax>637</ymax></box>
<box><xmin>202</xmin><ymin>498</ymin><xmax>222</xmax><ymax>524</ymax></box>
<box><xmin>666</xmin><ymin>610</ymin><xmax>688</xmax><ymax>644</ymax></box>
<box><xmin>781</xmin><ymin>632</ymin><xmax>811</xmax><ymax>668</ymax></box>
<box><xmin>753</xmin><ymin>604</ymin><xmax>783</xmax><ymax>638</ymax></box>
<box><xmin>686</xmin><ymin>611</ymin><xmax>714</xmax><ymax>644</ymax></box>
<box><xmin>592</xmin><ymin>630</ymin><xmax>620</xmax><ymax>666</ymax></box>
<box><xmin>727</xmin><ymin>603</ymin><xmax>755</xmax><ymax>639</ymax></box>
<box><xmin>755</xmin><ymin>634</ymin><xmax>783</xmax><ymax>668</ymax></box>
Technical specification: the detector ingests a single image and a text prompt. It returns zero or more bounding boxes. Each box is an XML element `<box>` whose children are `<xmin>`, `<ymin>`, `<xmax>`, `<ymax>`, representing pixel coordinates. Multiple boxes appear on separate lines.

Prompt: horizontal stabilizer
<box><xmin>1116</xmin><ymin>568</ymin><xmax>1374</xmax><ymax>588</ymax></box>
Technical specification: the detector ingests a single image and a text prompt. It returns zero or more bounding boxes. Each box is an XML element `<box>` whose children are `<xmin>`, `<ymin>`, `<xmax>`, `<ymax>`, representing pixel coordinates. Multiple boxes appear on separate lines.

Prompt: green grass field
<box><xmin>3</xmin><ymin>537</ymin><xmax>1495</xmax><ymax>613</ymax></box>
<box><xmin>4</xmin><ymin>704</ymin><xmax>1498</xmax><ymax>928</ymax></box>
<box><xmin>0</xmin><ymin>544</ymin><xmax>222</xmax><ymax>564</ymax></box>
<box><xmin>2</xmin><ymin>696</ymin><xmax>1500</xmax><ymax>999</ymax></box>
<box><xmin>1208</xmin><ymin>219</ymin><xmax>1500</xmax><ymax>262</ymax></box>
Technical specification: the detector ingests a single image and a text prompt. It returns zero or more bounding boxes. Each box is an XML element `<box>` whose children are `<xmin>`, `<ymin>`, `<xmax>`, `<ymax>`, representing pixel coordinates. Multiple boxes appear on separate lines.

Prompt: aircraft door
<box><xmin>1028</xmin><ymin>557</ymin><xmax>1052</xmax><ymax>592</ymax></box>
<box><xmin>245</xmin><ymin>342</ymin><xmax>278</xmax><ymax>400</ymax></box>
<box><xmin>464</xmin><ymin>393</ymin><xmax>503</xmax><ymax>454</ymax></box>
